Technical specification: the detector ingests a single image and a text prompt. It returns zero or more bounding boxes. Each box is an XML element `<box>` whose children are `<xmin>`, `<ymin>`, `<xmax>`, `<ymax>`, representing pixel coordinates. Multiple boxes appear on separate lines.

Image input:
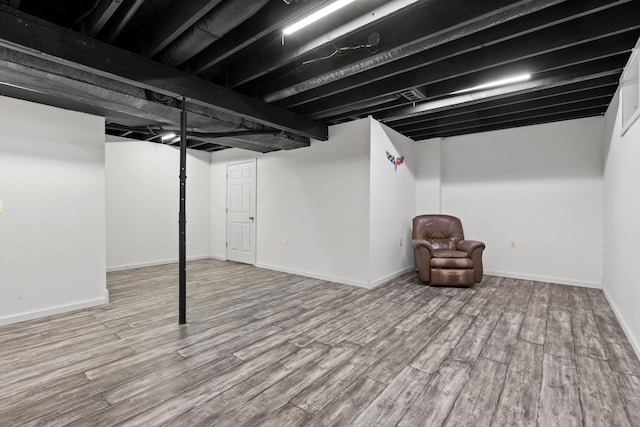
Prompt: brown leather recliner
<box><xmin>412</xmin><ymin>214</ymin><xmax>485</xmax><ymax>286</ymax></box>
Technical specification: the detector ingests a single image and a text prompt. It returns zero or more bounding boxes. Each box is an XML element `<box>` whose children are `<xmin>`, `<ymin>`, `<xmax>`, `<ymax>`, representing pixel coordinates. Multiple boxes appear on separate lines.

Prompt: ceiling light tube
<box><xmin>283</xmin><ymin>0</ymin><xmax>356</xmax><ymax>36</ymax></box>
<box><xmin>452</xmin><ymin>73</ymin><xmax>531</xmax><ymax>94</ymax></box>
<box><xmin>160</xmin><ymin>132</ymin><xmax>177</xmax><ymax>141</ymax></box>
<box><xmin>0</xmin><ymin>81</ymin><xmax>46</xmax><ymax>94</ymax></box>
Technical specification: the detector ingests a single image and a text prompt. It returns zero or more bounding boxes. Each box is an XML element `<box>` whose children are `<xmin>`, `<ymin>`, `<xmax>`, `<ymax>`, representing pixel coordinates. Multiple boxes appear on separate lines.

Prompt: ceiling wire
<box><xmin>302</xmin><ymin>33</ymin><xmax>381</xmax><ymax>65</ymax></box>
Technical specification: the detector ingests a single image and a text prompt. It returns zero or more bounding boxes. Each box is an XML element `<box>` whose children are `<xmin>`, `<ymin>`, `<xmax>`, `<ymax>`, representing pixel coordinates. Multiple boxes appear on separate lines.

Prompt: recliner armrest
<box><xmin>412</xmin><ymin>239</ymin><xmax>434</xmax><ymax>254</ymax></box>
<box><xmin>457</xmin><ymin>240</ymin><xmax>485</xmax><ymax>255</ymax></box>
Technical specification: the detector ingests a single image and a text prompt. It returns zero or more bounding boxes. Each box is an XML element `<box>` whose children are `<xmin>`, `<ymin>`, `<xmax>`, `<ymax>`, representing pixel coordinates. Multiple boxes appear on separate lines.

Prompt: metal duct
<box><xmin>160</xmin><ymin>0</ymin><xmax>269</xmax><ymax>67</ymax></box>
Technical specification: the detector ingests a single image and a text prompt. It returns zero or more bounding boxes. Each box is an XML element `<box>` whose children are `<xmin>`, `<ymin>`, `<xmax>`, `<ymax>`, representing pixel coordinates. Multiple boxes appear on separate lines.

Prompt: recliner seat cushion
<box><xmin>432</xmin><ymin>250</ymin><xmax>468</xmax><ymax>258</ymax></box>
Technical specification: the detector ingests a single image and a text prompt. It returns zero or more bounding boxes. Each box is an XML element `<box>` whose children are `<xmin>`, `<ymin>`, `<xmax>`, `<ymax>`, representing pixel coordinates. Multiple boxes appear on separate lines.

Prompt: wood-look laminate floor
<box><xmin>1</xmin><ymin>259</ymin><xmax>639</xmax><ymax>426</ymax></box>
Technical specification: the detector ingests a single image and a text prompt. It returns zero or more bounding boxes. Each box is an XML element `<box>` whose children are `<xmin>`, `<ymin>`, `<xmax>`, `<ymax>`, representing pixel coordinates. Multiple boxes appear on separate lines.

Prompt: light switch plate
<box><xmin>0</xmin><ymin>200</ymin><xmax>3</xmax><ymax>214</ymax></box>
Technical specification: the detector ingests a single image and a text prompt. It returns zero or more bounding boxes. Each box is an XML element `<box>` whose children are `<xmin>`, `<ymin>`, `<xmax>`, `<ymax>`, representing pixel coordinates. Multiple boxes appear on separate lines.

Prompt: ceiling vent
<box><xmin>399</xmin><ymin>88</ymin><xmax>427</xmax><ymax>102</ymax></box>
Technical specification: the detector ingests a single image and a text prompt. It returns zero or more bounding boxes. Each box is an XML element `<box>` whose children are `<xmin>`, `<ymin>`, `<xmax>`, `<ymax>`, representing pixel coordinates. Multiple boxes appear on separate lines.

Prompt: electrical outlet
<box><xmin>0</xmin><ymin>200</ymin><xmax>3</xmax><ymax>215</ymax></box>
<box><xmin>399</xmin><ymin>238</ymin><xmax>403</xmax><ymax>247</ymax></box>
<box><xmin>510</xmin><ymin>241</ymin><xmax>516</xmax><ymax>249</ymax></box>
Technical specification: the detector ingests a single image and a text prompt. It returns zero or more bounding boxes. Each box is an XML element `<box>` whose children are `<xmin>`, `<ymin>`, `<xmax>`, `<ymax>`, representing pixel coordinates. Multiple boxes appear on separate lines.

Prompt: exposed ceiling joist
<box><xmin>376</xmin><ymin>69</ymin><xmax>622</xmax><ymax>123</ymax></box>
<box><xmin>306</xmin><ymin>18</ymin><xmax>639</xmax><ymax>120</ymax></box>
<box><xmin>0</xmin><ymin>4</ymin><xmax>328</xmax><ymax>141</ymax></box>
<box><xmin>104</xmin><ymin>0</ymin><xmax>144</xmax><ymax>43</ymax></box>
<box><xmin>262</xmin><ymin>0</ymin><xmax>568</xmax><ymax>103</ymax></box>
<box><xmin>389</xmin><ymin>76</ymin><xmax>619</xmax><ymax>128</ymax></box>
<box><xmin>184</xmin><ymin>0</ymin><xmax>336</xmax><ymax>75</ymax></box>
<box><xmin>275</xmin><ymin>0</ymin><xmax>633</xmax><ymax>109</ymax></box>
<box><xmin>86</xmin><ymin>0</ymin><xmax>124</xmax><ymax>37</ymax></box>
<box><xmin>225</xmin><ymin>0</ymin><xmax>404</xmax><ymax>88</ymax></box>
<box><xmin>404</xmin><ymin>91</ymin><xmax>613</xmax><ymax>134</ymax></box>
<box><xmin>135</xmin><ymin>0</ymin><xmax>223</xmax><ymax>58</ymax></box>
<box><xmin>318</xmin><ymin>54</ymin><xmax>630</xmax><ymax>123</ymax></box>
<box><xmin>410</xmin><ymin>106</ymin><xmax>607</xmax><ymax>140</ymax></box>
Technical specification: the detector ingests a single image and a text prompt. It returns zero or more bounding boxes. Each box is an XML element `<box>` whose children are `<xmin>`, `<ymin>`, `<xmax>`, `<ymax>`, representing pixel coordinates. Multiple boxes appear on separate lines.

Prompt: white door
<box><xmin>226</xmin><ymin>160</ymin><xmax>256</xmax><ymax>264</ymax></box>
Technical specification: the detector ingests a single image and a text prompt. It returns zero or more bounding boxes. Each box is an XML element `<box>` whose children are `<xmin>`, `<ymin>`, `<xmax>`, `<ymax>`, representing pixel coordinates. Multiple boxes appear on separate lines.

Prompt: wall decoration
<box><xmin>386</xmin><ymin>150</ymin><xmax>405</xmax><ymax>171</ymax></box>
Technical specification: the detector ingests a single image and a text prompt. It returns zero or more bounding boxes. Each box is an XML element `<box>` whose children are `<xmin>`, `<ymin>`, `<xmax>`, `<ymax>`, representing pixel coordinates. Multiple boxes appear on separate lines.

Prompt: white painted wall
<box><xmin>434</xmin><ymin>118</ymin><xmax>604</xmax><ymax>287</ymax></box>
<box><xmin>105</xmin><ymin>137</ymin><xmax>211</xmax><ymax>271</ymax></box>
<box><xmin>603</xmin><ymin>90</ymin><xmax>640</xmax><ymax>355</ymax></box>
<box><xmin>415</xmin><ymin>138</ymin><xmax>442</xmax><ymax>214</ymax></box>
<box><xmin>369</xmin><ymin>120</ymin><xmax>416</xmax><ymax>284</ymax></box>
<box><xmin>0</xmin><ymin>96</ymin><xmax>107</xmax><ymax>325</ymax></box>
<box><xmin>211</xmin><ymin>119</ymin><xmax>372</xmax><ymax>287</ymax></box>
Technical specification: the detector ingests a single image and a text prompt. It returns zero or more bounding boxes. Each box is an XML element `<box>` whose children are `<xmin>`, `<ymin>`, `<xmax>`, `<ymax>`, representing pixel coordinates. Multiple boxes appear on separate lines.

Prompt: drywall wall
<box><xmin>0</xmin><ymin>96</ymin><xmax>107</xmax><ymax>325</ymax></box>
<box><xmin>369</xmin><ymin>120</ymin><xmax>416</xmax><ymax>284</ymax></box>
<box><xmin>105</xmin><ymin>137</ymin><xmax>211</xmax><ymax>270</ymax></box>
<box><xmin>438</xmin><ymin>117</ymin><xmax>604</xmax><ymax>287</ymax></box>
<box><xmin>211</xmin><ymin>119</ymin><xmax>372</xmax><ymax>287</ymax></box>
<box><xmin>603</xmin><ymin>89</ymin><xmax>640</xmax><ymax>356</ymax></box>
<box><xmin>415</xmin><ymin>138</ymin><xmax>442</xmax><ymax>214</ymax></box>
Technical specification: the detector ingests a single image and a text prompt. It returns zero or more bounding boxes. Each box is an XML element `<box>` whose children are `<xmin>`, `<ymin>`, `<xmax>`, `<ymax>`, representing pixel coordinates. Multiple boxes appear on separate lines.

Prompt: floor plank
<box><xmin>538</xmin><ymin>353</ymin><xmax>583</xmax><ymax>426</ymax></box>
<box><xmin>306</xmin><ymin>376</ymin><xmax>386</xmax><ymax>427</ymax></box>
<box><xmin>444</xmin><ymin>357</ymin><xmax>507</xmax><ymax>427</ymax></box>
<box><xmin>451</xmin><ymin>309</ymin><xmax>501</xmax><ymax>364</ymax></box>
<box><xmin>410</xmin><ymin>314</ymin><xmax>475</xmax><ymax>374</ymax></box>
<box><xmin>571</xmin><ymin>308</ymin><xmax>607</xmax><ymax>360</ymax></box>
<box><xmin>481</xmin><ymin>311</ymin><xmax>524</xmax><ymax>364</ymax></box>
<box><xmin>290</xmin><ymin>327</ymin><xmax>407</xmax><ymax>415</ymax></box>
<box><xmin>576</xmin><ymin>354</ymin><xmax>630</xmax><ymax>427</ymax></box>
<box><xmin>394</xmin><ymin>295</ymin><xmax>448</xmax><ymax>331</ymax></box>
<box><xmin>397</xmin><ymin>360</ymin><xmax>471</xmax><ymax>426</ymax></box>
<box><xmin>518</xmin><ymin>315</ymin><xmax>546</xmax><ymax>346</ymax></box>
<box><xmin>351</xmin><ymin>366</ymin><xmax>431</xmax><ymax>427</ymax></box>
<box><xmin>492</xmin><ymin>340</ymin><xmax>544</xmax><ymax>427</ymax></box>
<box><xmin>617</xmin><ymin>372</ymin><xmax>640</xmax><ymax>426</ymax></box>
<box><xmin>213</xmin><ymin>343</ymin><xmax>359</xmax><ymax>427</ymax></box>
<box><xmin>365</xmin><ymin>317</ymin><xmax>446</xmax><ymax>384</ymax></box>
<box><xmin>169</xmin><ymin>344</ymin><xmax>328</xmax><ymax>426</ymax></box>
<box><xmin>545</xmin><ymin>308</ymin><xmax>574</xmax><ymax>358</ymax></box>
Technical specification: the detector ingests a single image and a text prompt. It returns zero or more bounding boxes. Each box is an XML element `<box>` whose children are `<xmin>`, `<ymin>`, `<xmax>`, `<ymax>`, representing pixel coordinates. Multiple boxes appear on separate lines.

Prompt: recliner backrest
<box><xmin>412</xmin><ymin>215</ymin><xmax>465</xmax><ymax>251</ymax></box>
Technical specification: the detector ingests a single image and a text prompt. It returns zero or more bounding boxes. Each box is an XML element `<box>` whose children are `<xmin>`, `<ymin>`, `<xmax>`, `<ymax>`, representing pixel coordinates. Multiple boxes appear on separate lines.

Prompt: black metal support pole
<box><xmin>179</xmin><ymin>99</ymin><xmax>187</xmax><ymax>325</ymax></box>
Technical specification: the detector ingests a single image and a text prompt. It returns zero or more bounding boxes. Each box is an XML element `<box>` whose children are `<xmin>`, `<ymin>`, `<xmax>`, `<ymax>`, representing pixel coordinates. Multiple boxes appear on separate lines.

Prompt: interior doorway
<box><xmin>226</xmin><ymin>160</ymin><xmax>256</xmax><ymax>264</ymax></box>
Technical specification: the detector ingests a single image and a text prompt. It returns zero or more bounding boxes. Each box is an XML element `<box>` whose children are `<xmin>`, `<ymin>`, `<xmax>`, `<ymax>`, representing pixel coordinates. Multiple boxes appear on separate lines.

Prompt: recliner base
<box><xmin>429</xmin><ymin>268</ymin><xmax>475</xmax><ymax>287</ymax></box>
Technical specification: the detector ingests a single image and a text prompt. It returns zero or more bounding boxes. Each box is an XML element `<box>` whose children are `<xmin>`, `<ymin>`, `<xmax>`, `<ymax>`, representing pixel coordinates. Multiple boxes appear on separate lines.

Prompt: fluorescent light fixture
<box><xmin>283</xmin><ymin>0</ymin><xmax>356</xmax><ymax>36</ymax></box>
<box><xmin>160</xmin><ymin>132</ymin><xmax>177</xmax><ymax>141</ymax></box>
<box><xmin>170</xmin><ymin>136</ymin><xmax>181</xmax><ymax>144</ymax></box>
<box><xmin>0</xmin><ymin>81</ymin><xmax>46</xmax><ymax>94</ymax></box>
<box><xmin>452</xmin><ymin>73</ymin><xmax>531</xmax><ymax>94</ymax></box>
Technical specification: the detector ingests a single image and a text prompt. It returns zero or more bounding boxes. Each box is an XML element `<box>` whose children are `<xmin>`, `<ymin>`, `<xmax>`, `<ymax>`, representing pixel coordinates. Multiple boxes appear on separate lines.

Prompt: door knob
<box><xmin>249</xmin><ymin>216</ymin><xmax>254</xmax><ymax>220</ymax></box>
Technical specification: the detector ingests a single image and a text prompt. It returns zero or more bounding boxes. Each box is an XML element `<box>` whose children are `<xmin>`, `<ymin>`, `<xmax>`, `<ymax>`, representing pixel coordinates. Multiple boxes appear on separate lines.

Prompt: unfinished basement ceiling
<box><xmin>0</xmin><ymin>0</ymin><xmax>638</xmax><ymax>152</ymax></box>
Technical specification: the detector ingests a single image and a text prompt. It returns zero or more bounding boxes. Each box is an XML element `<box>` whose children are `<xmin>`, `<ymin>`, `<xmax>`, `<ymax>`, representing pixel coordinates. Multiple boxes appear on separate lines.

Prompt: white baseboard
<box><xmin>106</xmin><ymin>254</ymin><xmax>212</xmax><ymax>272</ymax></box>
<box><xmin>255</xmin><ymin>262</ymin><xmax>370</xmax><ymax>288</ymax></box>
<box><xmin>0</xmin><ymin>294</ymin><xmax>108</xmax><ymax>326</ymax></box>
<box><xmin>601</xmin><ymin>287</ymin><xmax>640</xmax><ymax>366</ymax></box>
<box><xmin>255</xmin><ymin>263</ymin><xmax>413</xmax><ymax>290</ymax></box>
<box><xmin>369</xmin><ymin>267</ymin><xmax>415</xmax><ymax>288</ymax></box>
<box><xmin>485</xmin><ymin>270</ymin><xmax>601</xmax><ymax>289</ymax></box>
